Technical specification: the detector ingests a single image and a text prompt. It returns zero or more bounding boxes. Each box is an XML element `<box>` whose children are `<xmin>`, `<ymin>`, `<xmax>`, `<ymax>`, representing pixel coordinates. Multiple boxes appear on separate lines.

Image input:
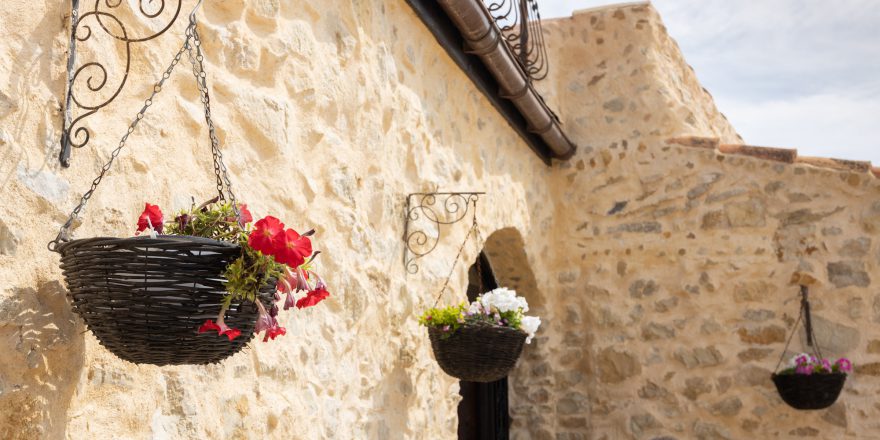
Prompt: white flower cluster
<box><xmin>520</xmin><ymin>316</ymin><xmax>541</xmax><ymax>344</ymax></box>
<box><xmin>471</xmin><ymin>287</ymin><xmax>541</xmax><ymax>344</ymax></box>
<box><xmin>479</xmin><ymin>287</ymin><xmax>528</xmax><ymax>313</ymax></box>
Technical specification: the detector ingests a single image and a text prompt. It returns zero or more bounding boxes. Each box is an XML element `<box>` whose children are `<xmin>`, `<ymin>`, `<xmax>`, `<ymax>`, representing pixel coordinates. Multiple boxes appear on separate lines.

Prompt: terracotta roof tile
<box><xmin>718</xmin><ymin>144</ymin><xmax>797</xmax><ymax>164</ymax></box>
<box><xmin>665</xmin><ymin>137</ymin><xmax>876</xmax><ymax>179</ymax></box>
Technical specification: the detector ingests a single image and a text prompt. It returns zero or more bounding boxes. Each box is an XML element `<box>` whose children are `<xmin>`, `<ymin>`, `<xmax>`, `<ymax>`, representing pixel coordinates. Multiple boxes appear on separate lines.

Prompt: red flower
<box><xmin>198</xmin><ymin>320</ymin><xmax>220</xmax><ymax>334</ymax></box>
<box><xmin>197</xmin><ymin>319</ymin><xmax>241</xmax><ymax>341</ymax></box>
<box><xmin>274</xmin><ymin>228</ymin><xmax>313</xmax><ymax>267</ymax></box>
<box><xmin>248</xmin><ymin>216</ymin><xmax>285</xmax><ymax>255</ymax></box>
<box><xmin>238</xmin><ymin>204</ymin><xmax>253</xmax><ymax>224</ymax></box>
<box><xmin>136</xmin><ymin>203</ymin><xmax>164</xmax><ymax>234</ymax></box>
<box><xmin>221</xmin><ymin>327</ymin><xmax>242</xmax><ymax>341</ymax></box>
<box><xmin>263</xmin><ymin>324</ymin><xmax>286</xmax><ymax>342</ymax></box>
<box><xmin>296</xmin><ymin>286</ymin><xmax>329</xmax><ymax>309</ymax></box>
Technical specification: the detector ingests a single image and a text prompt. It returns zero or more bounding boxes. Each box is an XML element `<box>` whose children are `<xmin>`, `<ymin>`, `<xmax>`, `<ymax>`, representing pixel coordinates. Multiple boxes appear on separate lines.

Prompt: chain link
<box><xmin>49</xmin><ymin>13</ymin><xmax>239</xmax><ymax>251</ymax></box>
<box><xmin>433</xmin><ymin>200</ymin><xmax>481</xmax><ymax>307</ymax></box>
<box><xmin>184</xmin><ymin>23</ymin><xmax>240</xmax><ymax>219</ymax></box>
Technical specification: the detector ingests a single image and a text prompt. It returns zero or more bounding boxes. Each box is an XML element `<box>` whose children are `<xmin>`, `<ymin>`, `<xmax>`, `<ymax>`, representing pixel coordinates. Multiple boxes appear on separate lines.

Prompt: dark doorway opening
<box><xmin>457</xmin><ymin>252</ymin><xmax>511</xmax><ymax>440</ymax></box>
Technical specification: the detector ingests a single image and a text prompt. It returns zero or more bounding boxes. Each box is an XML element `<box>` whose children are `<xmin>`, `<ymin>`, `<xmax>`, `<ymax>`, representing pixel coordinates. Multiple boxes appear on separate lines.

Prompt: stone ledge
<box><xmin>666</xmin><ymin>136</ymin><xmax>877</xmax><ymax>179</ymax></box>
<box><xmin>570</xmin><ymin>1</ymin><xmax>650</xmax><ymax>17</ymax></box>
<box><xmin>665</xmin><ymin>136</ymin><xmax>718</xmax><ymax>150</ymax></box>
<box><xmin>796</xmin><ymin>156</ymin><xmax>872</xmax><ymax>173</ymax></box>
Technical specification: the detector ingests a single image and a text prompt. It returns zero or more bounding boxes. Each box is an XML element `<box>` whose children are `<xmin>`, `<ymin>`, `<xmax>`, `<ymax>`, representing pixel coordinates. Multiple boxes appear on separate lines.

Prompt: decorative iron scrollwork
<box><xmin>403</xmin><ymin>192</ymin><xmax>484</xmax><ymax>274</ymax></box>
<box><xmin>484</xmin><ymin>0</ymin><xmax>549</xmax><ymax>82</ymax></box>
<box><xmin>59</xmin><ymin>0</ymin><xmax>183</xmax><ymax>167</ymax></box>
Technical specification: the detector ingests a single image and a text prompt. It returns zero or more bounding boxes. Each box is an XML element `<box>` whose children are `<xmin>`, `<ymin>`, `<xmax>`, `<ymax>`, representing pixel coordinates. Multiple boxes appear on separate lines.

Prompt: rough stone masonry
<box><xmin>0</xmin><ymin>1</ymin><xmax>878</xmax><ymax>439</ymax></box>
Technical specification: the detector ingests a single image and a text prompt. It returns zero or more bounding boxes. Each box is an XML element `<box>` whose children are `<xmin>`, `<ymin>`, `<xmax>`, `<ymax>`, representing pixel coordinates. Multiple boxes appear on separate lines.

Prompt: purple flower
<box><xmin>836</xmin><ymin>358</ymin><xmax>853</xmax><ymax>373</ymax></box>
<box><xmin>284</xmin><ymin>291</ymin><xmax>297</xmax><ymax>310</ymax></box>
<box><xmin>796</xmin><ymin>354</ymin><xmax>809</xmax><ymax>366</ymax></box>
<box><xmin>255</xmin><ymin>302</ymin><xmax>275</xmax><ymax>334</ymax></box>
<box><xmin>821</xmin><ymin>359</ymin><xmax>832</xmax><ymax>372</ymax></box>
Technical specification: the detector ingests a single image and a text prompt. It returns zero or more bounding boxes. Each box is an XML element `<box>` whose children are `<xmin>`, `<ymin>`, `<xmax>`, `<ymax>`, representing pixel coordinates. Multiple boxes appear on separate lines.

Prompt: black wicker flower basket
<box><xmin>427</xmin><ymin>323</ymin><xmax>527</xmax><ymax>382</ymax></box>
<box><xmin>771</xmin><ymin>373</ymin><xmax>846</xmax><ymax>410</ymax></box>
<box><xmin>57</xmin><ymin>235</ymin><xmax>273</xmax><ymax>365</ymax></box>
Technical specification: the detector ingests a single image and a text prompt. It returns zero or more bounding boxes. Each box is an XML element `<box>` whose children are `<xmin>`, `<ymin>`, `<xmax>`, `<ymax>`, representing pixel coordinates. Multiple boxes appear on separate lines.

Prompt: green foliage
<box><xmin>418</xmin><ymin>302</ymin><xmax>525</xmax><ymax>338</ymax></box>
<box><xmin>165</xmin><ymin>199</ymin><xmax>283</xmax><ymax>305</ymax></box>
<box><xmin>165</xmin><ymin>200</ymin><xmax>242</xmax><ymax>242</ymax></box>
<box><xmin>419</xmin><ymin>303</ymin><xmax>467</xmax><ymax>331</ymax></box>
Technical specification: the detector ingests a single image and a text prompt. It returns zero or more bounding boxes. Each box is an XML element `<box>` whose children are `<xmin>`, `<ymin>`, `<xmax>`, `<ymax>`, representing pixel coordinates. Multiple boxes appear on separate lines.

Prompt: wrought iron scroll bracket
<box><xmin>403</xmin><ymin>192</ymin><xmax>484</xmax><ymax>275</ymax></box>
<box><xmin>58</xmin><ymin>0</ymin><xmax>184</xmax><ymax>167</ymax></box>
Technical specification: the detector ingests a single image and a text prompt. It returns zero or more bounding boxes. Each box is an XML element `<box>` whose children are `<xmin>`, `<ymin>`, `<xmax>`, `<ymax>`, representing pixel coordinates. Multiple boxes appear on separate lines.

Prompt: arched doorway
<box><xmin>457</xmin><ymin>227</ymin><xmax>542</xmax><ymax>440</ymax></box>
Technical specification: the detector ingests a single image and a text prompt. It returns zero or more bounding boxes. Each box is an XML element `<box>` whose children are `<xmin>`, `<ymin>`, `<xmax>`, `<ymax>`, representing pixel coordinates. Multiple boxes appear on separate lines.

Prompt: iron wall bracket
<box><xmin>58</xmin><ymin>0</ymin><xmax>184</xmax><ymax>167</ymax></box>
<box><xmin>403</xmin><ymin>192</ymin><xmax>484</xmax><ymax>274</ymax></box>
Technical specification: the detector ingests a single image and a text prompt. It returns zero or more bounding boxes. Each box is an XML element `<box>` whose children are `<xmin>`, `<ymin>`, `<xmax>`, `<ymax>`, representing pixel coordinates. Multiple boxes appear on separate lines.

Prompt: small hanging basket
<box><xmin>428</xmin><ymin>324</ymin><xmax>526</xmax><ymax>382</ymax></box>
<box><xmin>771</xmin><ymin>372</ymin><xmax>846</xmax><ymax>410</ymax></box>
<box><xmin>57</xmin><ymin>236</ymin><xmax>274</xmax><ymax>365</ymax></box>
<box><xmin>771</xmin><ymin>285</ymin><xmax>848</xmax><ymax>410</ymax></box>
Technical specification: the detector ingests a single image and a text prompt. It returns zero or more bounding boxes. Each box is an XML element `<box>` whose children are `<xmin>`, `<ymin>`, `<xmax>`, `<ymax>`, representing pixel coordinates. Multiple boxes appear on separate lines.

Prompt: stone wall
<box><xmin>0</xmin><ymin>1</ymin><xmax>554</xmax><ymax>438</ymax></box>
<box><xmin>506</xmin><ymin>4</ymin><xmax>880</xmax><ymax>439</ymax></box>
<box><xmin>1</xmin><ymin>1</ymin><xmax>878</xmax><ymax>439</ymax></box>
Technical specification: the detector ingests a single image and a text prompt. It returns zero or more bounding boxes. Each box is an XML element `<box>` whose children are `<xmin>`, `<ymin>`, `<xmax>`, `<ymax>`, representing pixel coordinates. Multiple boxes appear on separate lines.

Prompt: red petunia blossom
<box><xmin>136</xmin><ymin>203</ymin><xmax>164</xmax><ymax>234</ymax></box>
<box><xmin>197</xmin><ymin>319</ymin><xmax>241</xmax><ymax>341</ymax></box>
<box><xmin>296</xmin><ymin>286</ymin><xmax>329</xmax><ymax>309</ymax></box>
<box><xmin>248</xmin><ymin>216</ymin><xmax>285</xmax><ymax>255</ymax></box>
<box><xmin>263</xmin><ymin>324</ymin><xmax>286</xmax><ymax>342</ymax></box>
<box><xmin>238</xmin><ymin>204</ymin><xmax>253</xmax><ymax>224</ymax></box>
<box><xmin>273</xmin><ymin>228</ymin><xmax>313</xmax><ymax>267</ymax></box>
<box><xmin>198</xmin><ymin>320</ymin><xmax>221</xmax><ymax>334</ymax></box>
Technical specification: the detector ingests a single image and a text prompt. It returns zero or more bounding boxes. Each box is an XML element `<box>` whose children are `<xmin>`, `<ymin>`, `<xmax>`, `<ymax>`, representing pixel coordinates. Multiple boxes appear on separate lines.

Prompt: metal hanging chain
<box><xmin>773</xmin><ymin>285</ymin><xmax>824</xmax><ymax>372</ymax></box>
<box><xmin>432</xmin><ymin>199</ymin><xmax>481</xmax><ymax>308</ymax></box>
<box><xmin>49</xmin><ymin>4</ymin><xmax>237</xmax><ymax>251</ymax></box>
<box><xmin>183</xmin><ymin>20</ymin><xmax>240</xmax><ymax>219</ymax></box>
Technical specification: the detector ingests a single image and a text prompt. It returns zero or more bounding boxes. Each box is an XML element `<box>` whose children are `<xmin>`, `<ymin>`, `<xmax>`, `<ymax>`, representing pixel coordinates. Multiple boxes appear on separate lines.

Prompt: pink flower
<box><xmin>821</xmin><ymin>359</ymin><xmax>833</xmax><ymax>372</ymax></box>
<box><xmin>836</xmin><ymin>358</ymin><xmax>853</xmax><ymax>373</ymax></box>
<box><xmin>254</xmin><ymin>301</ymin><xmax>286</xmax><ymax>342</ymax></box>
<box><xmin>282</xmin><ymin>268</ymin><xmax>313</xmax><ymax>310</ymax></box>
<box><xmin>796</xmin><ymin>365</ymin><xmax>814</xmax><ymax>375</ymax></box>
<box><xmin>136</xmin><ymin>203</ymin><xmax>164</xmax><ymax>234</ymax></box>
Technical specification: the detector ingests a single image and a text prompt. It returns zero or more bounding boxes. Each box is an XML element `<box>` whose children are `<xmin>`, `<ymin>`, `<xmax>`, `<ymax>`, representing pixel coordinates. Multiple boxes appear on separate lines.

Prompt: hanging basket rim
<box><xmin>771</xmin><ymin>371</ymin><xmax>849</xmax><ymax>379</ymax></box>
<box><xmin>426</xmin><ymin>321</ymin><xmax>528</xmax><ymax>335</ymax></box>
<box><xmin>56</xmin><ymin>234</ymin><xmax>239</xmax><ymax>253</ymax></box>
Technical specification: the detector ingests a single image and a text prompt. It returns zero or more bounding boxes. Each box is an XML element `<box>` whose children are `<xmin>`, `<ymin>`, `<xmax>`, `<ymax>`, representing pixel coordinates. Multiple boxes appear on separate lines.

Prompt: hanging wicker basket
<box><xmin>49</xmin><ymin>12</ymin><xmax>273</xmax><ymax>365</ymax></box>
<box><xmin>771</xmin><ymin>372</ymin><xmax>846</xmax><ymax>410</ymax></box>
<box><xmin>770</xmin><ymin>285</ymin><xmax>849</xmax><ymax>410</ymax></box>
<box><xmin>57</xmin><ymin>236</ymin><xmax>274</xmax><ymax>365</ymax></box>
<box><xmin>428</xmin><ymin>323</ymin><xmax>527</xmax><ymax>382</ymax></box>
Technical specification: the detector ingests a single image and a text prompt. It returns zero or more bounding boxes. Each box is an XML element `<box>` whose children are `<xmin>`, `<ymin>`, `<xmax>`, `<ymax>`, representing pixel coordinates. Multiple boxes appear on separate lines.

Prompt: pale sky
<box><xmin>539</xmin><ymin>0</ymin><xmax>880</xmax><ymax>164</ymax></box>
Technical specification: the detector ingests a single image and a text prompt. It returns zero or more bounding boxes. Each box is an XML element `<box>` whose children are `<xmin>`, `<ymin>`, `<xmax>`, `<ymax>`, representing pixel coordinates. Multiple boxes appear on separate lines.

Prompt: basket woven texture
<box><xmin>771</xmin><ymin>372</ymin><xmax>846</xmax><ymax>410</ymax></box>
<box><xmin>428</xmin><ymin>323</ymin><xmax>526</xmax><ymax>382</ymax></box>
<box><xmin>57</xmin><ymin>235</ymin><xmax>274</xmax><ymax>365</ymax></box>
